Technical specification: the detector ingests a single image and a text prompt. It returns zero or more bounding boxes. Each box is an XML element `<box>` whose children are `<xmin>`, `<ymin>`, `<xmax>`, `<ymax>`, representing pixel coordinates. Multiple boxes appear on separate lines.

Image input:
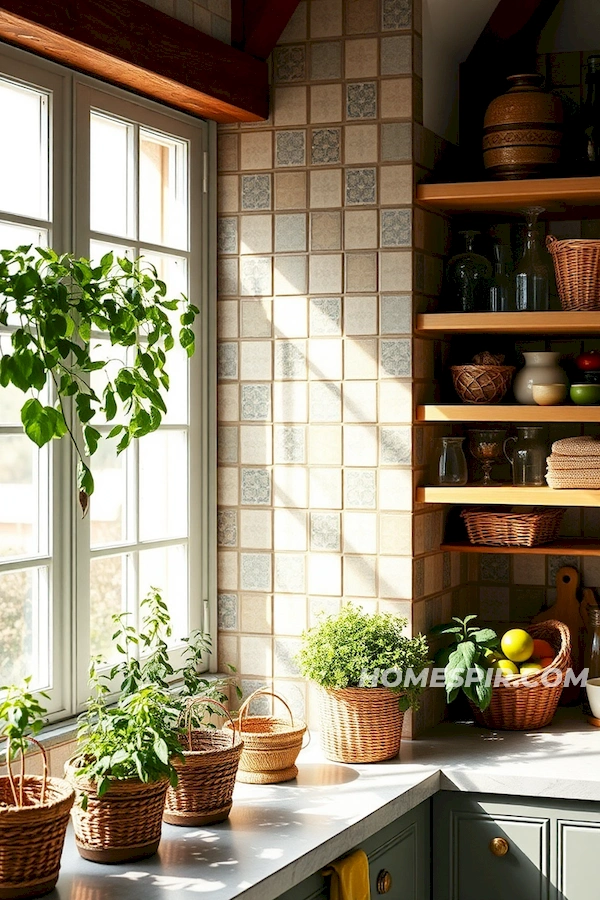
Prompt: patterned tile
<box><xmin>274</xmin><ymin>426</ymin><xmax>305</xmax><ymax>463</ymax></box>
<box><xmin>311</xmin><ymin>128</ymin><xmax>341</xmax><ymax>165</ymax></box>
<box><xmin>547</xmin><ymin>555</ymin><xmax>579</xmax><ymax>586</ymax></box>
<box><xmin>275</xmin><ymin>214</ymin><xmax>307</xmax><ymax>252</ymax></box>
<box><xmin>240</xmin><ymin>553</ymin><xmax>272</xmax><ymax>591</ymax></box>
<box><xmin>217</xmin><ymin>593</ymin><xmax>238</xmax><ymax>631</ymax></box>
<box><xmin>241</xmin><ymin>384</ymin><xmax>271</xmax><ymax>421</ymax></box>
<box><xmin>480</xmin><ymin>553</ymin><xmax>510</xmax><ymax>584</ymax></box>
<box><xmin>275</xmin><ymin>341</ymin><xmax>307</xmax><ymax>380</ymax></box>
<box><xmin>380</xmin><ymin>426</ymin><xmax>411</xmax><ymax>465</ymax></box>
<box><xmin>382</xmin><ymin>0</ymin><xmax>412</xmax><ymax>31</ymax></box>
<box><xmin>217</xmin><ymin>217</ymin><xmax>238</xmax><ymax>254</ymax></box>
<box><xmin>381</xmin><ymin>209</ymin><xmax>412</xmax><ymax>247</ymax></box>
<box><xmin>310</xmin><ymin>298</ymin><xmax>342</xmax><ymax>335</ymax></box>
<box><xmin>380</xmin><ymin>35</ymin><xmax>412</xmax><ymax>75</ymax></box>
<box><xmin>381</xmin><ymin>339</ymin><xmax>411</xmax><ymax>377</ymax></box>
<box><xmin>273</xmin><ymin>45</ymin><xmax>306</xmax><ymax>83</ymax></box>
<box><xmin>310</xmin><ymin>512</ymin><xmax>340</xmax><ymax>551</ymax></box>
<box><xmin>276</xmin><ymin>131</ymin><xmax>306</xmax><ymax>167</ymax></box>
<box><xmin>380</xmin><ymin>294</ymin><xmax>411</xmax><ymax>334</ymax></box>
<box><xmin>275</xmin><ymin>554</ymin><xmax>305</xmax><ymax>593</ymax></box>
<box><xmin>345</xmin><ymin>469</ymin><xmax>376</xmax><ymax>509</ymax></box>
<box><xmin>241</xmin><ymin>468</ymin><xmax>271</xmax><ymax>505</ymax></box>
<box><xmin>217</xmin><ymin>509</ymin><xmax>237</xmax><ymax>547</ymax></box>
<box><xmin>381</xmin><ymin>122</ymin><xmax>412</xmax><ymax>161</ymax></box>
<box><xmin>240</xmin><ymin>256</ymin><xmax>272</xmax><ymax>296</ymax></box>
<box><xmin>310</xmin><ymin>382</ymin><xmax>342</xmax><ymax>422</ymax></box>
<box><xmin>345</xmin><ymin>168</ymin><xmax>377</xmax><ymax>205</ymax></box>
<box><xmin>346</xmin><ymin>83</ymin><xmax>377</xmax><ymax>119</ymax></box>
<box><xmin>240</xmin><ymin>680</ymin><xmax>270</xmax><ymax>714</ymax></box>
<box><xmin>217</xmin><ymin>342</ymin><xmax>238</xmax><ymax>380</ymax></box>
<box><xmin>241</xmin><ymin>174</ymin><xmax>271</xmax><ymax>210</ymax></box>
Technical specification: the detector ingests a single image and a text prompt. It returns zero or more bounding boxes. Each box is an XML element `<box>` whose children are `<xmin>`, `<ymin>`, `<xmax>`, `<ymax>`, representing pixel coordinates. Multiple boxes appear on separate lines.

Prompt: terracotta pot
<box><xmin>483</xmin><ymin>74</ymin><xmax>563</xmax><ymax>179</ymax></box>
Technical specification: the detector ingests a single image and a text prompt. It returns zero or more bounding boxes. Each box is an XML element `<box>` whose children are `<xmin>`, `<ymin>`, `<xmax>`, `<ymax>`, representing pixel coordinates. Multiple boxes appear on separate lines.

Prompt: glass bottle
<box><xmin>583</xmin><ymin>607</ymin><xmax>600</xmax><ymax>716</ymax></box>
<box><xmin>488</xmin><ymin>243</ymin><xmax>513</xmax><ymax>312</ymax></box>
<box><xmin>503</xmin><ymin>426</ymin><xmax>547</xmax><ymax>486</ymax></box>
<box><xmin>577</xmin><ymin>55</ymin><xmax>600</xmax><ymax>175</ymax></box>
<box><xmin>435</xmin><ymin>437</ymin><xmax>468</xmax><ymax>486</ymax></box>
<box><xmin>514</xmin><ymin>207</ymin><xmax>549</xmax><ymax>312</ymax></box>
<box><xmin>445</xmin><ymin>231</ymin><xmax>492</xmax><ymax>313</ymax></box>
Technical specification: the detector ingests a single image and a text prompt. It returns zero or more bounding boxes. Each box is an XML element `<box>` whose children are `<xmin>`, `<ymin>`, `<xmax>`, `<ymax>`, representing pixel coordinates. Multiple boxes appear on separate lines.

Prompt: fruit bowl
<box><xmin>570</xmin><ymin>383</ymin><xmax>600</xmax><ymax>405</ymax></box>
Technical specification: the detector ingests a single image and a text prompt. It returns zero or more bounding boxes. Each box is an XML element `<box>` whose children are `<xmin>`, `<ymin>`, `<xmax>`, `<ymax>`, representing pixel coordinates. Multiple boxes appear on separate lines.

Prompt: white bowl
<box><xmin>532</xmin><ymin>383</ymin><xmax>568</xmax><ymax>406</ymax></box>
<box><xmin>586</xmin><ymin>677</ymin><xmax>600</xmax><ymax>719</ymax></box>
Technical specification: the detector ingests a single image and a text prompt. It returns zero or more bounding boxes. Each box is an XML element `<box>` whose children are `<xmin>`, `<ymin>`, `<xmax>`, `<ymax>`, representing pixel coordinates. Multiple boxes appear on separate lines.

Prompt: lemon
<box><xmin>501</xmin><ymin>629</ymin><xmax>534</xmax><ymax>663</ymax></box>
<box><xmin>495</xmin><ymin>658</ymin><xmax>519</xmax><ymax>676</ymax></box>
<box><xmin>519</xmin><ymin>661</ymin><xmax>543</xmax><ymax>675</ymax></box>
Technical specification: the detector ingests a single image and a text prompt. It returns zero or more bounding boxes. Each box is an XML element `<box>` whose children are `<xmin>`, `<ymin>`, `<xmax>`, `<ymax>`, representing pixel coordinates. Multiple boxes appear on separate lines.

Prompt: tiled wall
<box><xmin>139</xmin><ymin>0</ymin><xmax>232</xmax><ymax>43</ymax></box>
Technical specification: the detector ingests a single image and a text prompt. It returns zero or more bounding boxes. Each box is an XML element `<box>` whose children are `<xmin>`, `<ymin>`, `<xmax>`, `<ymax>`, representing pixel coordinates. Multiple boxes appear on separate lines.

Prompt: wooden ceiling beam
<box><xmin>0</xmin><ymin>0</ymin><xmax>268</xmax><ymax>123</ymax></box>
<box><xmin>233</xmin><ymin>0</ymin><xmax>302</xmax><ymax>60</ymax></box>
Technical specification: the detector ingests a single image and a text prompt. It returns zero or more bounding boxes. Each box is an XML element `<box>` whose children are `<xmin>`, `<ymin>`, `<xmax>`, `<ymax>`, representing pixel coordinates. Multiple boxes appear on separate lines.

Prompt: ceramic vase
<box><xmin>513</xmin><ymin>351</ymin><xmax>569</xmax><ymax>405</ymax></box>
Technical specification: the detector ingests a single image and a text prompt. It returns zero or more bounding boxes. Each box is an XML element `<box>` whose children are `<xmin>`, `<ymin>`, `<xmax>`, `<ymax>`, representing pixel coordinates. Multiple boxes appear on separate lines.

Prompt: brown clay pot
<box><xmin>483</xmin><ymin>74</ymin><xmax>563</xmax><ymax>179</ymax></box>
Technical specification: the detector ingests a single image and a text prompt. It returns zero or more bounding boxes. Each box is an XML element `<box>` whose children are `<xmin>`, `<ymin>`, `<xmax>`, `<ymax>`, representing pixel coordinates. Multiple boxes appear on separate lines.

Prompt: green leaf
<box><xmin>154</xmin><ymin>737</ymin><xmax>169</xmax><ymax>765</ymax></box>
<box><xmin>84</xmin><ymin>426</ymin><xmax>101</xmax><ymax>456</ymax></box>
<box><xmin>179</xmin><ymin>327</ymin><xmax>195</xmax><ymax>357</ymax></box>
<box><xmin>429</xmin><ymin>623</ymin><xmax>463</xmax><ymax>636</ymax></box>
<box><xmin>21</xmin><ymin>399</ymin><xmax>54</xmax><ymax>448</ymax></box>
<box><xmin>470</xmin><ymin>628</ymin><xmax>499</xmax><ymax>646</ymax></box>
<box><xmin>104</xmin><ymin>389</ymin><xmax>117</xmax><ymax>421</ymax></box>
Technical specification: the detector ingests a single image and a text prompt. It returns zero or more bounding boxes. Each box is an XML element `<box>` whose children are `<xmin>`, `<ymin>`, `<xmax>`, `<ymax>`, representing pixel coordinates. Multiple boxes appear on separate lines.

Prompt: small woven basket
<box><xmin>223</xmin><ymin>688</ymin><xmax>307</xmax><ymax>784</ymax></box>
<box><xmin>317</xmin><ymin>686</ymin><xmax>404</xmax><ymax>763</ymax></box>
<box><xmin>451</xmin><ymin>365</ymin><xmax>515</xmax><ymax>404</ymax></box>
<box><xmin>163</xmin><ymin>698</ymin><xmax>243</xmax><ymax>826</ymax></box>
<box><xmin>547</xmin><ymin>235</ymin><xmax>600</xmax><ymax>310</ymax></box>
<box><xmin>471</xmin><ymin>621</ymin><xmax>571</xmax><ymax>731</ymax></box>
<box><xmin>0</xmin><ymin>738</ymin><xmax>74</xmax><ymax>899</ymax></box>
<box><xmin>461</xmin><ymin>506</ymin><xmax>565</xmax><ymax>547</ymax></box>
<box><xmin>65</xmin><ymin>761</ymin><xmax>168</xmax><ymax>864</ymax></box>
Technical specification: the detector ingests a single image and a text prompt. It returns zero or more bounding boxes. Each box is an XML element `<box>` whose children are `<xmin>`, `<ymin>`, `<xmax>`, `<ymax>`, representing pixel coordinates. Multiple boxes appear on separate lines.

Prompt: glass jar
<box><xmin>445</xmin><ymin>231</ymin><xmax>492</xmax><ymax>312</ymax></box>
<box><xmin>583</xmin><ymin>607</ymin><xmax>600</xmax><ymax>716</ymax></box>
<box><xmin>488</xmin><ymin>243</ymin><xmax>514</xmax><ymax>312</ymax></box>
<box><xmin>435</xmin><ymin>437</ymin><xmax>468</xmax><ymax>486</ymax></box>
<box><xmin>514</xmin><ymin>207</ymin><xmax>549</xmax><ymax>312</ymax></box>
<box><xmin>504</xmin><ymin>426</ymin><xmax>547</xmax><ymax>486</ymax></box>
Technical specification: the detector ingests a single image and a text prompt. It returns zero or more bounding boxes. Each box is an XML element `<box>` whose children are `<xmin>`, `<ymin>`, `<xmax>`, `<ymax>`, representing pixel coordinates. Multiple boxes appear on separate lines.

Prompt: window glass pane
<box><xmin>0</xmin><ymin>79</ymin><xmax>49</xmax><ymax>221</ymax></box>
<box><xmin>90</xmin><ymin>239</ymin><xmax>135</xmax><ymax>266</ymax></box>
<box><xmin>0</xmin><ymin>566</ymin><xmax>50</xmax><ymax>687</ymax></box>
<box><xmin>0</xmin><ymin>221</ymin><xmax>47</xmax><ymax>250</ymax></box>
<box><xmin>139</xmin><ymin>431</ymin><xmax>187</xmax><ymax>541</ymax></box>
<box><xmin>90</xmin><ymin>112</ymin><xmax>133</xmax><ymax>239</ymax></box>
<box><xmin>139</xmin><ymin>544</ymin><xmax>188</xmax><ymax>643</ymax></box>
<box><xmin>139</xmin><ymin>129</ymin><xmax>188</xmax><ymax>250</ymax></box>
<box><xmin>0</xmin><ymin>435</ymin><xmax>48</xmax><ymax>560</ymax></box>
<box><xmin>90</xmin><ymin>554</ymin><xmax>127</xmax><ymax>662</ymax></box>
<box><xmin>90</xmin><ymin>438</ymin><xmax>127</xmax><ymax>548</ymax></box>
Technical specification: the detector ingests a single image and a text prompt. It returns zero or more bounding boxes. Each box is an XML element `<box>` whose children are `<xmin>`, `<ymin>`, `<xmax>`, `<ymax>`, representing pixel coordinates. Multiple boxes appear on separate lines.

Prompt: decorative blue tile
<box><xmin>380</xmin><ymin>295</ymin><xmax>411</xmax><ymax>334</ymax></box>
<box><xmin>275</xmin><ymin>340</ymin><xmax>307</xmax><ymax>380</ymax></box>
<box><xmin>310</xmin><ymin>298</ymin><xmax>342</xmax><ymax>335</ymax></box>
<box><xmin>480</xmin><ymin>553</ymin><xmax>510</xmax><ymax>583</ymax></box>
<box><xmin>275</xmin><ymin>554</ymin><xmax>305</xmax><ymax>593</ymax></box>
<box><xmin>241</xmin><ymin>384</ymin><xmax>271</xmax><ymax>421</ymax></box>
<box><xmin>240</xmin><ymin>257</ymin><xmax>272</xmax><ymax>296</ymax></box>
<box><xmin>275</xmin><ymin>426</ymin><xmax>305</xmax><ymax>463</ymax></box>
<box><xmin>346</xmin><ymin>83</ymin><xmax>377</xmax><ymax>119</ymax></box>
<box><xmin>217</xmin><ymin>593</ymin><xmax>238</xmax><ymax>631</ymax></box>
<box><xmin>310</xmin><ymin>512</ymin><xmax>340</xmax><ymax>551</ymax></box>
<box><xmin>241</xmin><ymin>468</ymin><xmax>271</xmax><ymax>505</ymax></box>
<box><xmin>273</xmin><ymin>45</ymin><xmax>306</xmax><ymax>82</ymax></box>
<box><xmin>382</xmin><ymin>0</ymin><xmax>412</xmax><ymax>31</ymax></box>
<box><xmin>217</xmin><ymin>217</ymin><xmax>238</xmax><ymax>255</ymax></box>
<box><xmin>217</xmin><ymin>342</ymin><xmax>238</xmax><ymax>380</ymax></box>
<box><xmin>345</xmin><ymin>470</ymin><xmax>376</xmax><ymax>509</ymax></box>
<box><xmin>311</xmin><ymin>128</ymin><xmax>341</xmax><ymax>165</ymax></box>
<box><xmin>240</xmin><ymin>553</ymin><xmax>272</xmax><ymax>591</ymax></box>
<box><xmin>241</xmin><ymin>680</ymin><xmax>270</xmax><ymax>713</ymax></box>
<box><xmin>276</xmin><ymin>130</ymin><xmax>306</xmax><ymax>167</ymax></box>
<box><xmin>381</xmin><ymin>209</ymin><xmax>412</xmax><ymax>247</ymax></box>
<box><xmin>217</xmin><ymin>509</ymin><xmax>237</xmax><ymax>546</ymax></box>
<box><xmin>345</xmin><ymin>168</ymin><xmax>376</xmax><ymax>205</ymax></box>
<box><xmin>381</xmin><ymin>339</ymin><xmax>411</xmax><ymax>377</ymax></box>
<box><xmin>380</xmin><ymin>426</ymin><xmax>411</xmax><ymax>465</ymax></box>
<box><xmin>310</xmin><ymin>382</ymin><xmax>341</xmax><ymax>422</ymax></box>
<box><xmin>241</xmin><ymin>174</ymin><xmax>271</xmax><ymax>210</ymax></box>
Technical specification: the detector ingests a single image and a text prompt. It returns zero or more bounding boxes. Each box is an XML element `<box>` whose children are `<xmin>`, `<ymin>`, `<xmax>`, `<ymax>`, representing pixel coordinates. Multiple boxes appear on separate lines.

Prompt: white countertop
<box><xmin>51</xmin><ymin>710</ymin><xmax>600</xmax><ymax>900</ymax></box>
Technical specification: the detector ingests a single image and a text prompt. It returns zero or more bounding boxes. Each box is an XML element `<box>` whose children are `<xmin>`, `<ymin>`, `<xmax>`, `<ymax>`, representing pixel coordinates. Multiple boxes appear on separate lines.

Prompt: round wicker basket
<box><xmin>164</xmin><ymin>698</ymin><xmax>243</xmax><ymax>826</ymax></box>
<box><xmin>471</xmin><ymin>620</ymin><xmax>571</xmax><ymax>731</ymax></box>
<box><xmin>451</xmin><ymin>365</ymin><xmax>515</xmax><ymax>404</ymax></box>
<box><xmin>317</xmin><ymin>686</ymin><xmax>404</xmax><ymax>763</ymax></box>
<box><xmin>547</xmin><ymin>235</ymin><xmax>600</xmax><ymax>311</ymax></box>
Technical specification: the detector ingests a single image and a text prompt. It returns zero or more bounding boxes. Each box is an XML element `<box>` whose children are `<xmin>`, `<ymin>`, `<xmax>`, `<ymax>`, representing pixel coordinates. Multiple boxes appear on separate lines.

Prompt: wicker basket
<box><xmin>451</xmin><ymin>365</ymin><xmax>515</xmax><ymax>404</ymax></box>
<box><xmin>461</xmin><ymin>506</ymin><xmax>565</xmax><ymax>547</ymax></box>
<box><xmin>471</xmin><ymin>621</ymin><xmax>571</xmax><ymax>730</ymax></box>
<box><xmin>317</xmin><ymin>686</ymin><xmax>404</xmax><ymax>763</ymax></box>
<box><xmin>65</xmin><ymin>761</ymin><xmax>168</xmax><ymax>864</ymax></box>
<box><xmin>223</xmin><ymin>689</ymin><xmax>307</xmax><ymax>784</ymax></box>
<box><xmin>0</xmin><ymin>738</ymin><xmax>74</xmax><ymax>899</ymax></box>
<box><xmin>547</xmin><ymin>235</ymin><xmax>600</xmax><ymax>310</ymax></box>
<box><xmin>163</xmin><ymin>698</ymin><xmax>243</xmax><ymax>826</ymax></box>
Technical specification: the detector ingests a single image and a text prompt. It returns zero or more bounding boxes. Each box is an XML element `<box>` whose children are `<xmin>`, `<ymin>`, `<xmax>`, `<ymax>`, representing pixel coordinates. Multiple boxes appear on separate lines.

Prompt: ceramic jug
<box><xmin>513</xmin><ymin>351</ymin><xmax>568</xmax><ymax>405</ymax></box>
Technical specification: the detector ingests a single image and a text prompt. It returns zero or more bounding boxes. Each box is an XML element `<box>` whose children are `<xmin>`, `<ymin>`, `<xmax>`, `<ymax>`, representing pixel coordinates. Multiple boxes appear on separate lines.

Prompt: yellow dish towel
<box><xmin>324</xmin><ymin>849</ymin><xmax>371</xmax><ymax>900</ymax></box>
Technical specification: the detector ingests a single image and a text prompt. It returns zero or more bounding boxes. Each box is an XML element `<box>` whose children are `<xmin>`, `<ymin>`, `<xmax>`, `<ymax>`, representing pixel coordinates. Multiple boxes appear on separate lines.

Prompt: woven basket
<box><xmin>547</xmin><ymin>235</ymin><xmax>600</xmax><ymax>310</ymax></box>
<box><xmin>461</xmin><ymin>506</ymin><xmax>565</xmax><ymax>547</ymax></box>
<box><xmin>65</xmin><ymin>760</ymin><xmax>168</xmax><ymax>864</ymax></box>
<box><xmin>223</xmin><ymin>689</ymin><xmax>307</xmax><ymax>784</ymax></box>
<box><xmin>451</xmin><ymin>365</ymin><xmax>515</xmax><ymax>404</ymax></box>
<box><xmin>0</xmin><ymin>738</ymin><xmax>74</xmax><ymax>899</ymax></box>
<box><xmin>471</xmin><ymin>621</ymin><xmax>571</xmax><ymax>731</ymax></box>
<box><xmin>164</xmin><ymin>698</ymin><xmax>243</xmax><ymax>826</ymax></box>
<box><xmin>317</xmin><ymin>686</ymin><xmax>404</xmax><ymax>763</ymax></box>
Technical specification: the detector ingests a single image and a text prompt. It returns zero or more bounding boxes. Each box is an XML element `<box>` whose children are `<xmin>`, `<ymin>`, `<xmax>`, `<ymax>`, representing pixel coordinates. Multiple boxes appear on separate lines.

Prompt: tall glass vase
<box><xmin>514</xmin><ymin>207</ymin><xmax>549</xmax><ymax>311</ymax></box>
<box><xmin>445</xmin><ymin>231</ymin><xmax>492</xmax><ymax>312</ymax></box>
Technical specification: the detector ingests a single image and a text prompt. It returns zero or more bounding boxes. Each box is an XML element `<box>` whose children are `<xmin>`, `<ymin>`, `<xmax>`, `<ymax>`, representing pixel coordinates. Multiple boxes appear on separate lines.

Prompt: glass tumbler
<box><xmin>435</xmin><ymin>437</ymin><xmax>468</xmax><ymax>486</ymax></box>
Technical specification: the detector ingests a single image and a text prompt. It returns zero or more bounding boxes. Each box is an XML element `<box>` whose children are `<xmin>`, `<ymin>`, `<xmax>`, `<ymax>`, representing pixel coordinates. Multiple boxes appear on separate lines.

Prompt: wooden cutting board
<box><xmin>533</xmin><ymin>565</ymin><xmax>583</xmax><ymax>704</ymax></box>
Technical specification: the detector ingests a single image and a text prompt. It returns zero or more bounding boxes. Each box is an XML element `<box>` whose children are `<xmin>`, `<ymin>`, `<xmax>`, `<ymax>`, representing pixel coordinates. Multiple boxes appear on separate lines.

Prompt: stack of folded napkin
<box><xmin>546</xmin><ymin>436</ymin><xmax>600</xmax><ymax>489</ymax></box>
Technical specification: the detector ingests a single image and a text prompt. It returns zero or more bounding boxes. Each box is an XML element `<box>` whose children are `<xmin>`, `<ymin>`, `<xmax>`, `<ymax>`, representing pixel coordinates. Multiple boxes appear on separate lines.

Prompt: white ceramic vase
<box><xmin>513</xmin><ymin>351</ymin><xmax>569</xmax><ymax>405</ymax></box>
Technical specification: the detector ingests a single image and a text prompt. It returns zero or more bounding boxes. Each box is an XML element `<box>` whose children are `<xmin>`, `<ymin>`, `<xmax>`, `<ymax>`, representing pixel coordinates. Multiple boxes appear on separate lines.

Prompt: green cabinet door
<box><xmin>557</xmin><ymin>816</ymin><xmax>600</xmax><ymax>900</ymax></box>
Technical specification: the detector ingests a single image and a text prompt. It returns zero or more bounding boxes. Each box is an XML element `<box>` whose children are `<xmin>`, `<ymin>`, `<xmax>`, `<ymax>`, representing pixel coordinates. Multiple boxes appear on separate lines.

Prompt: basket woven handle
<box><xmin>546</xmin><ymin>235</ymin><xmax>558</xmax><ymax>251</ymax></box>
<box><xmin>237</xmin><ymin>688</ymin><xmax>295</xmax><ymax>729</ymax></box>
<box><xmin>2</xmin><ymin>735</ymin><xmax>48</xmax><ymax>808</ymax></box>
<box><xmin>180</xmin><ymin>697</ymin><xmax>237</xmax><ymax>750</ymax></box>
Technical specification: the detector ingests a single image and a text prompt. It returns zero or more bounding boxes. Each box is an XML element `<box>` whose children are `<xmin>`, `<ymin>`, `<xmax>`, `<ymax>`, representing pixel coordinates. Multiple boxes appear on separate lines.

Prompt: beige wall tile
<box><xmin>218</xmin><ymin>175</ymin><xmax>239</xmax><ymax>212</ymax></box>
<box><xmin>240</xmin><ymin>635</ymin><xmax>273</xmax><ymax>675</ymax></box>
<box><xmin>345</xmin><ymin>38</ymin><xmax>378</xmax><ymax>78</ymax></box>
<box><xmin>218</xmin><ymin>133</ymin><xmax>238</xmax><ymax>171</ymax></box>
<box><xmin>275</xmin><ymin>172</ymin><xmax>307</xmax><ymax>210</ymax></box>
<box><xmin>344</xmin><ymin>124</ymin><xmax>379</xmax><ymax>164</ymax></box>
<box><xmin>273</xmin><ymin>466</ymin><xmax>308</xmax><ymax>507</ymax></box>
<box><xmin>218</xmin><ymin>634</ymin><xmax>239</xmax><ymax>670</ymax></box>
<box><xmin>379</xmin><ymin>555</ymin><xmax>413</xmax><ymax>598</ymax></box>
<box><xmin>311</xmin><ymin>83</ymin><xmax>343</xmax><ymax>123</ymax></box>
<box><xmin>240</xmin><ymin>509</ymin><xmax>273</xmax><ymax>549</ymax></box>
<box><xmin>311</xmin><ymin>212</ymin><xmax>342</xmax><ymax>250</ymax></box>
<box><xmin>344</xmin><ymin>209</ymin><xmax>378</xmax><ymax>249</ymax></box>
<box><xmin>344</xmin><ymin>295</ymin><xmax>378</xmax><ymax>335</ymax></box>
<box><xmin>343</xmin><ymin>380</ymin><xmax>377</xmax><ymax>421</ymax></box>
<box><xmin>381</xmin><ymin>78</ymin><xmax>413</xmax><ymax>119</ymax></box>
<box><xmin>273</xmin><ymin>297</ymin><xmax>308</xmax><ymax>338</ymax></box>
<box><xmin>218</xmin><ymin>300</ymin><xmax>238</xmax><ymax>338</ymax></box>
<box><xmin>309</xmin><ymin>254</ymin><xmax>343</xmax><ymax>294</ymax></box>
<box><xmin>344</xmin><ymin>511</ymin><xmax>377</xmax><ymax>553</ymax></box>
<box><xmin>308</xmin><ymin>425</ymin><xmax>342</xmax><ymax>465</ymax></box>
<box><xmin>310</xmin><ymin>0</ymin><xmax>343</xmax><ymax>38</ymax></box>
<box><xmin>217</xmin><ymin>467</ymin><xmax>238</xmax><ymax>506</ymax></box>
<box><xmin>274</xmin><ymin>86</ymin><xmax>308</xmax><ymax>127</ymax></box>
<box><xmin>308</xmin><ymin>338</ymin><xmax>343</xmax><ymax>380</ymax></box>
<box><xmin>239</xmin><ymin>341</ymin><xmax>272</xmax><ymax>380</ymax></box>
<box><xmin>241</xmin><ymin>594</ymin><xmax>273</xmax><ymax>633</ymax></box>
<box><xmin>274</xmin><ymin>508</ymin><xmax>308</xmax><ymax>551</ymax></box>
<box><xmin>218</xmin><ymin>551</ymin><xmax>238</xmax><ymax>590</ymax></box>
<box><xmin>274</xmin><ymin>256</ymin><xmax>308</xmax><ymax>296</ymax></box>
<box><xmin>344</xmin><ymin>555</ymin><xmax>377</xmax><ymax>596</ymax></box>
<box><xmin>273</xmin><ymin>594</ymin><xmax>307</xmax><ymax>635</ymax></box>
<box><xmin>308</xmin><ymin>553</ymin><xmax>342</xmax><ymax>595</ymax></box>
<box><xmin>279</xmin><ymin>1</ymin><xmax>307</xmax><ymax>42</ymax></box>
<box><xmin>344</xmin><ymin>338</ymin><xmax>378</xmax><ymax>379</ymax></box>
<box><xmin>309</xmin><ymin>468</ymin><xmax>342</xmax><ymax>508</ymax></box>
<box><xmin>310</xmin><ymin>169</ymin><xmax>342</xmax><ymax>209</ymax></box>
<box><xmin>380</xmin><ymin>250</ymin><xmax>412</xmax><ymax>291</ymax></box>
<box><xmin>380</xmin><ymin>165</ymin><xmax>412</xmax><ymax>205</ymax></box>
<box><xmin>240</xmin><ymin>214</ymin><xmax>273</xmax><ymax>254</ymax></box>
<box><xmin>346</xmin><ymin>252</ymin><xmax>378</xmax><ymax>292</ymax></box>
<box><xmin>379</xmin><ymin>381</ymin><xmax>412</xmax><ymax>423</ymax></box>
<box><xmin>240</xmin><ymin>132</ymin><xmax>273</xmax><ymax>170</ymax></box>
<box><xmin>379</xmin><ymin>469</ymin><xmax>413</xmax><ymax>511</ymax></box>
<box><xmin>241</xmin><ymin>299</ymin><xmax>272</xmax><ymax>338</ymax></box>
<box><xmin>273</xmin><ymin>382</ymin><xmax>308</xmax><ymax>422</ymax></box>
<box><xmin>217</xmin><ymin>384</ymin><xmax>239</xmax><ymax>422</ymax></box>
<box><xmin>343</xmin><ymin>424</ymin><xmax>378</xmax><ymax>466</ymax></box>
<box><xmin>345</xmin><ymin>0</ymin><xmax>379</xmax><ymax>33</ymax></box>
<box><xmin>240</xmin><ymin>425</ymin><xmax>273</xmax><ymax>465</ymax></box>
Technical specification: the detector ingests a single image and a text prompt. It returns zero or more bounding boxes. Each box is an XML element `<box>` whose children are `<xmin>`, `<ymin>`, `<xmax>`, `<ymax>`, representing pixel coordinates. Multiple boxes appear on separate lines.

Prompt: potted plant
<box><xmin>298</xmin><ymin>606</ymin><xmax>429</xmax><ymax>763</ymax></box>
<box><xmin>0</xmin><ymin>680</ymin><xmax>74</xmax><ymax>898</ymax></box>
<box><xmin>0</xmin><ymin>246</ymin><xmax>197</xmax><ymax>511</ymax></box>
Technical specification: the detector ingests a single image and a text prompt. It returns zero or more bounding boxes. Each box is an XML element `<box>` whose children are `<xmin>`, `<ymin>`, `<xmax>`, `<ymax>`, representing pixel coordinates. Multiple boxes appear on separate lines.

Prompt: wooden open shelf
<box><xmin>416</xmin><ymin>311</ymin><xmax>600</xmax><ymax>335</ymax></box>
<box><xmin>416</xmin><ymin>176</ymin><xmax>600</xmax><ymax>214</ymax></box>
<box><xmin>441</xmin><ymin>538</ymin><xmax>600</xmax><ymax>556</ymax></box>
<box><xmin>417</xmin><ymin>485</ymin><xmax>600</xmax><ymax>508</ymax></box>
<box><xmin>417</xmin><ymin>405</ymin><xmax>600</xmax><ymax>423</ymax></box>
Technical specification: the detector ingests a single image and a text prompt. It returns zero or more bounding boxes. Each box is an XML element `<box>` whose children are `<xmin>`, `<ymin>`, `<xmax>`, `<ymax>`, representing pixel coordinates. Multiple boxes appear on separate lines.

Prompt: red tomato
<box><xmin>576</xmin><ymin>350</ymin><xmax>600</xmax><ymax>370</ymax></box>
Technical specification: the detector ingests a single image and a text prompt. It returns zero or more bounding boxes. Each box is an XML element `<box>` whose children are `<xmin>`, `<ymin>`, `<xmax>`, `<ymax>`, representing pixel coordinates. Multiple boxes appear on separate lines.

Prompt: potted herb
<box><xmin>0</xmin><ymin>680</ymin><xmax>74</xmax><ymax>898</ymax></box>
<box><xmin>298</xmin><ymin>606</ymin><xmax>429</xmax><ymax>763</ymax></box>
<box><xmin>430</xmin><ymin>615</ymin><xmax>500</xmax><ymax>713</ymax></box>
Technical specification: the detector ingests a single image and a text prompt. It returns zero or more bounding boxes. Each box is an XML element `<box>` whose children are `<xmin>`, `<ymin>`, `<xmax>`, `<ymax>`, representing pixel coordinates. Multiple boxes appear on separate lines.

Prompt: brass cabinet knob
<box><xmin>376</xmin><ymin>870</ymin><xmax>392</xmax><ymax>894</ymax></box>
<box><xmin>489</xmin><ymin>837</ymin><xmax>510</xmax><ymax>857</ymax></box>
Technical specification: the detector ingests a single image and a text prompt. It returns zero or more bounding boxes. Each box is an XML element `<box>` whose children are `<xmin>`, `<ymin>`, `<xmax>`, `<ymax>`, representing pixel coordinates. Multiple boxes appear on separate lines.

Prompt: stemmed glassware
<box><xmin>469</xmin><ymin>429</ymin><xmax>507</xmax><ymax>486</ymax></box>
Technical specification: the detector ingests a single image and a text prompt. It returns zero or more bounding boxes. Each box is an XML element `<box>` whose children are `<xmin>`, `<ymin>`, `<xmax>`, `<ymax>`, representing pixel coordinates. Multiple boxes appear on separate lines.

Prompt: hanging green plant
<box><xmin>0</xmin><ymin>245</ymin><xmax>198</xmax><ymax>511</ymax></box>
